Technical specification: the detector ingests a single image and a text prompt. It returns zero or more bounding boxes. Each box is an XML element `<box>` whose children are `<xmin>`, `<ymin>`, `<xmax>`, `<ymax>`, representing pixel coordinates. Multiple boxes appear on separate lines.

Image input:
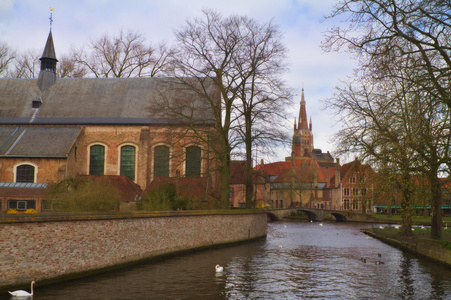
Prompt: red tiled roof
<box><xmin>142</xmin><ymin>177</ymin><xmax>209</xmax><ymax>201</ymax></box>
<box><xmin>0</xmin><ymin>187</ymin><xmax>47</xmax><ymax>198</ymax></box>
<box><xmin>254</xmin><ymin>161</ymin><xmax>293</xmax><ymax>176</ymax></box>
<box><xmin>82</xmin><ymin>175</ymin><xmax>143</xmax><ymax>202</ymax></box>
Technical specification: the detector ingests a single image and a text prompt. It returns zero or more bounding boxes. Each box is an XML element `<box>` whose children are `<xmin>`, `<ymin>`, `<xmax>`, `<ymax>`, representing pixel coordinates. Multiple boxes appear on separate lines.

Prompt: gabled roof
<box><xmin>0</xmin><ymin>126</ymin><xmax>81</xmax><ymax>157</ymax></box>
<box><xmin>0</xmin><ymin>77</ymin><xmax>217</xmax><ymax>125</ymax></box>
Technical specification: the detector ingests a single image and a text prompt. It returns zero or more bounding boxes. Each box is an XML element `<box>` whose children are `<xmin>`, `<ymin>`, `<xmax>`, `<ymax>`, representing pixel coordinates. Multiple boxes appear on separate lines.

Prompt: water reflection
<box><xmin>2</xmin><ymin>222</ymin><xmax>450</xmax><ymax>299</ymax></box>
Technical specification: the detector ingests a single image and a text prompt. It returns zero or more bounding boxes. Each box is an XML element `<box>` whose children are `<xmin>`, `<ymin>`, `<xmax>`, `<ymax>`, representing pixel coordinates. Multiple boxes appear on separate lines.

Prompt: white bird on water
<box><xmin>215</xmin><ymin>264</ymin><xmax>224</xmax><ymax>273</ymax></box>
<box><xmin>319</xmin><ymin>223</ymin><xmax>323</xmax><ymax>226</ymax></box>
<box><xmin>9</xmin><ymin>280</ymin><xmax>35</xmax><ymax>297</ymax></box>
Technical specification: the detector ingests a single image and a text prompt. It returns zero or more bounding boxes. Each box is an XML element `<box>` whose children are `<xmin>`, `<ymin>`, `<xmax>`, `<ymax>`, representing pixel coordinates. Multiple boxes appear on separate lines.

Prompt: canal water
<box><xmin>3</xmin><ymin>221</ymin><xmax>451</xmax><ymax>299</ymax></box>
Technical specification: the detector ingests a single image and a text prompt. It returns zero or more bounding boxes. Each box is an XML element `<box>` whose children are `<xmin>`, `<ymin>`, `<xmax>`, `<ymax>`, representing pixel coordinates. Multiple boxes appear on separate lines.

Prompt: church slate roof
<box><xmin>0</xmin><ymin>126</ymin><xmax>81</xmax><ymax>157</ymax></box>
<box><xmin>0</xmin><ymin>77</ymin><xmax>216</xmax><ymax>125</ymax></box>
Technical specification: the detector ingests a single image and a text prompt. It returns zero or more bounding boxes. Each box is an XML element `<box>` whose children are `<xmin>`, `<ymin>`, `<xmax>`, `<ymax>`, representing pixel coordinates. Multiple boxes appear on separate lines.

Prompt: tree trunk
<box><xmin>429</xmin><ymin>172</ymin><xmax>442</xmax><ymax>240</ymax></box>
<box><xmin>244</xmin><ymin>111</ymin><xmax>254</xmax><ymax>208</ymax></box>
<box><xmin>219</xmin><ymin>151</ymin><xmax>231</xmax><ymax>209</ymax></box>
<box><xmin>400</xmin><ymin>172</ymin><xmax>413</xmax><ymax>236</ymax></box>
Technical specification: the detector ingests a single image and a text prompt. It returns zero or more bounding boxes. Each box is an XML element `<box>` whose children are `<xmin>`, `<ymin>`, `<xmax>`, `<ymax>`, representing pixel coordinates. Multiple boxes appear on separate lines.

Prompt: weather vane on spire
<box><xmin>49</xmin><ymin>7</ymin><xmax>55</xmax><ymax>30</ymax></box>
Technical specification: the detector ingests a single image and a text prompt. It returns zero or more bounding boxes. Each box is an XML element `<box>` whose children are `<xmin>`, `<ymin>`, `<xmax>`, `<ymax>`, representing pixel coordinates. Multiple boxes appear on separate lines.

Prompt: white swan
<box><xmin>215</xmin><ymin>264</ymin><xmax>223</xmax><ymax>273</ymax></box>
<box><xmin>9</xmin><ymin>280</ymin><xmax>35</xmax><ymax>297</ymax></box>
<box><xmin>319</xmin><ymin>223</ymin><xmax>323</xmax><ymax>226</ymax></box>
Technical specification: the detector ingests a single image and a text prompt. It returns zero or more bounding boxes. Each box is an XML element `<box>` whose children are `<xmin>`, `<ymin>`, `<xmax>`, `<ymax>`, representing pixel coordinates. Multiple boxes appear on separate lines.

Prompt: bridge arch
<box><xmin>331</xmin><ymin>212</ymin><xmax>347</xmax><ymax>222</ymax></box>
<box><xmin>266</xmin><ymin>211</ymin><xmax>280</xmax><ymax>221</ymax></box>
<box><xmin>295</xmin><ymin>209</ymin><xmax>319</xmax><ymax>222</ymax></box>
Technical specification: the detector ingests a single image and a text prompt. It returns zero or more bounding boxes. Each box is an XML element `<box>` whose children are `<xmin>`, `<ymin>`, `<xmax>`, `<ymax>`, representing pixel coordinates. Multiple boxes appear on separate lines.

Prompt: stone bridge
<box><xmin>266</xmin><ymin>208</ymin><xmax>380</xmax><ymax>222</ymax></box>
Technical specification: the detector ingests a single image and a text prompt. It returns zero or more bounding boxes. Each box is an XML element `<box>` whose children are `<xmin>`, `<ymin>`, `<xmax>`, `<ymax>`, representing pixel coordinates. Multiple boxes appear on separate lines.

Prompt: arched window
<box><xmin>154</xmin><ymin>145</ymin><xmax>169</xmax><ymax>178</ymax></box>
<box><xmin>89</xmin><ymin>145</ymin><xmax>105</xmax><ymax>175</ymax></box>
<box><xmin>185</xmin><ymin>146</ymin><xmax>201</xmax><ymax>177</ymax></box>
<box><xmin>120</xmin><ymin>145</ymin><xmax>136</xmax><ymax>180</ymax></box>
<box><xmin>16</xmin><ymin>164</ymin><xmax>35</xmax><ymax>183</ymax></box>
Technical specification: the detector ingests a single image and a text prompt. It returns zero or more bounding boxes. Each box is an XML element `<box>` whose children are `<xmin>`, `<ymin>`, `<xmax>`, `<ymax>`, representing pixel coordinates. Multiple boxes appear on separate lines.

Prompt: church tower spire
<box><xmin>298</xmin><ymin>89</ymin><xmax>308</xmax><ymax>130</ymax></box>
<box><xmin>292</xmin><ymin>88</ymin><xmax>314</xmax><ymax>158</ymax></box>
<box><xmin>37</xmin><ymin>9</ymin><xmax>58</xmax><ymax>92</ymax></box>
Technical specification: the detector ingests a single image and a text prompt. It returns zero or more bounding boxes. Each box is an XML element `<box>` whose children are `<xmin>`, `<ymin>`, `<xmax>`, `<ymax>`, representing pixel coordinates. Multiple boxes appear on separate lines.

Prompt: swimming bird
<box><xmin>284</xmin><ymin>225</ymin><xmax>287</xmax><ymax>228</ymax></box>
<box><xmin>394</xmin><ymin>225</ymin><xmax>400</xmax><ymax>229</ymax></box>
<box><xmin>375</xmin><ymin>260</ymin><xmax>385</xmax><ymax>265</ymax></box>
<box><xmin>9</xmin><ymin>280</ymin><xmax>35</xmax><ymax>297</ymax></box>
<box><xmin>421</xmin><ymin>225</ymin><xmax>425</xmax><ymax>230</ymax></box>
<box><xmin>319</xmin><ymin>223</ymin><xmax>323</xmax><ymax>226</ymax></box>
<box><xmin>378</xmin><ymin>253</ymin><xmax>382</xmax><ymax>258</ymax></box>
<box><xmin>215</xmin><ymin>264</ymin><xmax>224</xmax><ymax>273</ymax></box>
<box><xmin>279</xmin><ymin>242</ymin><xmax>282</xmax><ymax>248</ymax></box>
<box><xmin>378</xmin><ymin>225</ymin><xmax>384</xmax><ymax>229</ymax></box>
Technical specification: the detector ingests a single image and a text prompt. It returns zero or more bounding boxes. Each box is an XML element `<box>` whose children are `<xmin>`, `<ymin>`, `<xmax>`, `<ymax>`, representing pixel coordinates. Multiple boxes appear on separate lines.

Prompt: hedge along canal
<box><xmin>0</xmin><ymin>210</ymin><xmax>267</xmax><ymax>291</ymax></box>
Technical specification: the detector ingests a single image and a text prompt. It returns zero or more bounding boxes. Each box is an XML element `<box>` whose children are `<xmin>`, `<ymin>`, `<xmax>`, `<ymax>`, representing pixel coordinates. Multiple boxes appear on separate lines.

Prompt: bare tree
<box><xmin>74</xmin><ymin>29</ymin><xmax>174</xmax><ymax>78</ymax></box>
<box><xmin>0</xmin><ymin>42</ymin><xmax>15</xmax><ymax>77</ymax></box>
<box><xmin>323</xmin><ymin>0</ymin><xmax>451</xmax><ymax>239</ymax></box>
<box><xmin>11</xmin><ymin>49</ymin><xmax>40</xmax><ymax>78</ymax></box>
<box><xmin>57</xmin><ymin>53</ymin><xmax>87</xmax><ymax>78</ymax></box>
<box><xmin>172</xmin><ymin>10</ymin><xmax>291</xmax><ymax>207</ymax></box>
<box><xmin>324</xmin><ymin>0</ymin><xmax>451</xmax><ymax>108</ymax></box>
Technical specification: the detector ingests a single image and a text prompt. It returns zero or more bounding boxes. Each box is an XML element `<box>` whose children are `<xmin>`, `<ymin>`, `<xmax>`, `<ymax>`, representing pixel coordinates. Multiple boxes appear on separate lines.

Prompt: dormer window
<box><xmin>32</xmin><ymin>100</ymin><xmax>41</xmax><ymax>108</ymax></box>
<box><xmin>32</xmin><ymin>96</ymin><xmax>42</xmax><ymax>108</ymax></box>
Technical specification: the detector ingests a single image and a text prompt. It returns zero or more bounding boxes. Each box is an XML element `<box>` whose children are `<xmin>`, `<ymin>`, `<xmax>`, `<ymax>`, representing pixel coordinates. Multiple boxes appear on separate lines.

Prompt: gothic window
<box><xmin>120</xmin><ymin>145</ymin><xmax>136</xmax><ymax>180</ymax></box>
<box><xmin>185</xmin><ymin>146</ymin><xmax>201</xmax><ymax>177</ymax></box>
<box><xmin>89</xmin><ymin>145</ymin><xmax>105</xmax><ymax>175</ymax></box>
<box><xmin>16</xmin><ymin>164</ymin><xmax>35</xmax><ymax>183</ymax></box>
<box><xmin>154</xmin><ymin>145</ymin><xmax>170</xmax><ymax>178</ymax></box>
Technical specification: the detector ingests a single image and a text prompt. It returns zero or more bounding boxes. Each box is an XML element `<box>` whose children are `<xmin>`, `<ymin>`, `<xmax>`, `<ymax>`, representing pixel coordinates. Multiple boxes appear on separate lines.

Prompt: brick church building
<box><xmin>0</xmin><ymin>30</ymin><xmax>220</xmax><ymax>211</ymax></box>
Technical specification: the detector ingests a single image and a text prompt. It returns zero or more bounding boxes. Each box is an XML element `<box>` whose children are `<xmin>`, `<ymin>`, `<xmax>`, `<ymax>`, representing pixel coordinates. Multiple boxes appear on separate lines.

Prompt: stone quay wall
<box><xmin>0</xmin><ymin>211</ymin><xmax>267</xmax><ymax>290</ymax></box>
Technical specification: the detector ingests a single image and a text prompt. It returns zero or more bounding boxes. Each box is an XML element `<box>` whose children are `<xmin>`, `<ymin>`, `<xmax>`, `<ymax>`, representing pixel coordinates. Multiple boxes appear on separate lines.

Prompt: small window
<box><xmin>16</xmin><ymin>164</ymin><xmax>35</xmax><ymax>183</ymax></box>
<box><xmin>8</xmin><ymin>200</ymin><xmax>36</xmax><ymax>211</ymax></box>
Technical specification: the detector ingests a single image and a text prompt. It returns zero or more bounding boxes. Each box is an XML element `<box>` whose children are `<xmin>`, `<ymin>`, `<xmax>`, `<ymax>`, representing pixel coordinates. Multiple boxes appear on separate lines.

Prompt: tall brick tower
<box><xmin>292</xmin><ymin>89</ymin><xmax>313</xmax><ymax>158</ymax></box>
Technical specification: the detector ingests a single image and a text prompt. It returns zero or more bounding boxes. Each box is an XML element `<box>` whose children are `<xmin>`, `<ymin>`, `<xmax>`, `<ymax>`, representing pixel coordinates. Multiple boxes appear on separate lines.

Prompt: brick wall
<box><xmin>0</xmin><ymin>212</ymin><xmax>267</xmax><ymax>289</ymax></box>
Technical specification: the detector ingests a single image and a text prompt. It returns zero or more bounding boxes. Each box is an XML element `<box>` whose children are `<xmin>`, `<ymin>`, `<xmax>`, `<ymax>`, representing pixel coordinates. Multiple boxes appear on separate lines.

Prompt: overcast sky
<box><xmin>0</xmin><ymin>0</ymin><xmax>356</xmax><ymax>163</ymax></box>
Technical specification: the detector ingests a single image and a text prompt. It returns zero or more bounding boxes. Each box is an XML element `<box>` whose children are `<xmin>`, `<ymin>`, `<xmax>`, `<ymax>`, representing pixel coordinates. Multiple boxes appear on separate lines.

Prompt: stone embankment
<box><xmin>0</xmin><ymin>210</ymin><xmax>267</xmax><ymax>292</ymax></box>
<box><xmin>362</xmin><ymin>229</ymin><xmax>451</xmax><ymax>269</ymax></box>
